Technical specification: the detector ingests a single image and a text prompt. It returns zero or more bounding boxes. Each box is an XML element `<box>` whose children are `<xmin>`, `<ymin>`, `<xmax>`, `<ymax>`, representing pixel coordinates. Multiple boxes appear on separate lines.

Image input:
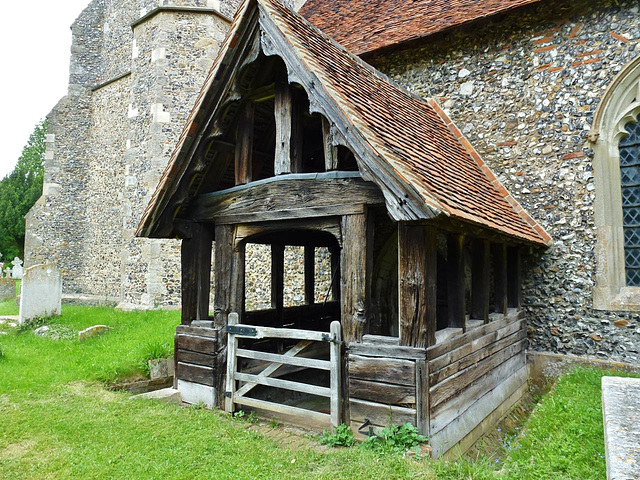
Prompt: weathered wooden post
<box><xmin>330</xmin><ymin>320</ymin><xmax>343</xmax><ymax>427</ymax></box>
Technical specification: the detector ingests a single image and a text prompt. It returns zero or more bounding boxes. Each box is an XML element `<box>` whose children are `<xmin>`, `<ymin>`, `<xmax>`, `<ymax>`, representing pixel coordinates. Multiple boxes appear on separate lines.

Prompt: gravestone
<box><xmin>11</xmin><ymin>258</ymin><xmax>23</xmax><ymax>279</ymax></box>
<box><xmin>0</xmin><ymin>278</ymin><xmax>15</xmax><ymax>302</ymax></box>
<box><xmin>19</xmin><ymin>264</ymin><xmax>62</xmax><ymax>325</ymax></box>
<box><xmin>602</xmin><ymin>376</ymin><xmax>640</xmax><ymax>480</ymax></box>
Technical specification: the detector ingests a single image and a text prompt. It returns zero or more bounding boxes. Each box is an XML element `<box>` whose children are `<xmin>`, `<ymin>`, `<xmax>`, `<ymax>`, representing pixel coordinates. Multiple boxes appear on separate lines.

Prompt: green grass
<box><xmin>0</xmin><ymin>304</ymin><xmax>436</xmax><ymax>479</ymax></box>
<box><xmin>434</xmin><ymin>367</ymin><xmax>640</xmax><ymax>480</ymax></box>
<box><xmin>0</xmin><ymin>302</ymin><xmax>636</xmax><ymax>479</ymax></box>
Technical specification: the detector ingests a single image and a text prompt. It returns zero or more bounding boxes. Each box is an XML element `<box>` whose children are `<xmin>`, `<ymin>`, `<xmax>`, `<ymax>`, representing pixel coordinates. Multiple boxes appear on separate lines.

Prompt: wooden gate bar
<box><xmin>235</xmin><ymin>348</ymin><xmax>331</xmax><ymax>370</ymax></box>
<box><xmin>234</xmin><ymin>372</ymin><xmax>331</xmax><ymax>397</ymax></box>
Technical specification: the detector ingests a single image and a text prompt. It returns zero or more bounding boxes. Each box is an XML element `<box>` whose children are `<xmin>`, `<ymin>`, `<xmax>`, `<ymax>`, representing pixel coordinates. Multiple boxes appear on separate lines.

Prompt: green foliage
<box><xmin>362</xmin><ymin>423</ymin><xmax>428</xmax><ymax>455</ymax></box>
<box><xmin>0</xmin><ymin>119</ymin><xmax>47</xmax><ymax>260</ymax></box>
<box><xmin>138</xmin><ymin>340</ymin><xmax>173</xmax><ymax>376</ymax></box>
<box><xmin>0</xmin><ymin>342</ymin><xmax>4</xmax><ymax>360</ymax></box>
<box><xmin>320</xmin><ymin>424</ymin><xmax>356</xmax><ymax>448</ymax></box>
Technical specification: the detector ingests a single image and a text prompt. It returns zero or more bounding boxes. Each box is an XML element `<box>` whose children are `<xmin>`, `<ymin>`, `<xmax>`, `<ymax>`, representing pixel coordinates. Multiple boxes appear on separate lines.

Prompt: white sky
<box><xmin>0</xmin><ymin>0</ymin><xmax>90</xmax><ymax>179</ymax></box>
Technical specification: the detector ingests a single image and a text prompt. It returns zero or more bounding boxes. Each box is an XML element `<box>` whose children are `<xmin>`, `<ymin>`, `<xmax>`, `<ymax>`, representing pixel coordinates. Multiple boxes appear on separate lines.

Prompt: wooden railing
<box><xmin>225</xmin><ymin>313</ymin><xmax>343</xmax><ymax>427</ymax></box>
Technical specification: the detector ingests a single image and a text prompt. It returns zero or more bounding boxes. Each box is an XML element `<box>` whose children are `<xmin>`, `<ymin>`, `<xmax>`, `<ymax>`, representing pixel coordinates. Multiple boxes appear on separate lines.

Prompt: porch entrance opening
<box><xmin>225</xmin><ymin>228</ymin><xmax>342</xmax><ymax>427</ymax></box>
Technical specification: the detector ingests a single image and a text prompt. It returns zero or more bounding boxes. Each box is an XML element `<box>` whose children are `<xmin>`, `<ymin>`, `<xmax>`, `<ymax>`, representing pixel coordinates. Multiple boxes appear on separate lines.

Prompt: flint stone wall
<box><xmin>372</xmin><ymin>0</ymin><xmax>640</xmax><ymax>363</ymax></box>
<box><xmin>25</xmin><ymin>0</ymin><xmax>240</xmax><ymax>310</ymax></box>
<box><xmin>19</xmin><ymin>264</ymin><xmax>62</xmax><ymax>325</ymax></box>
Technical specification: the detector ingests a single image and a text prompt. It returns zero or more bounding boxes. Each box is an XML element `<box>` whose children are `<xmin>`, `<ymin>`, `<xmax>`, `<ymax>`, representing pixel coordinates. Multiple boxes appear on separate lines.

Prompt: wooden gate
<box><xmin>224</xmin><ymin>313</ymin><xmax>343</xmax><ymax>427</ymax></box>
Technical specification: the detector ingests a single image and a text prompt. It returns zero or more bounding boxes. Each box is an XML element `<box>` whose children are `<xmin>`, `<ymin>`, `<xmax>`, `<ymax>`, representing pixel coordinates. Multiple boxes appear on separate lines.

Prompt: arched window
<box><xmin>620</xmin><ymin>118</ymin><xmax>640</xmax><ymax>286</ymax></box>
<box><xmin>592</xmin><ymin>56</ymin><xmax>640</xmax><ymax>310</ymax></box>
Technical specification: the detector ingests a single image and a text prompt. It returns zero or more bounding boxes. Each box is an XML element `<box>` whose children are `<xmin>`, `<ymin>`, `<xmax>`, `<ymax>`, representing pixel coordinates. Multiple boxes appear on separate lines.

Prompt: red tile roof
<box><xmin>264</xmin><ymin>0</ymin><xmax>549</xmax><ymax>245</ymax></box>
<box><xmin>138</xmin><ymin>0</ymin><xmax>550</xmax><ymax>247</ymax></box>
<box><xmin>300</xmin><ymin>0</ymin><xmax>542</xmax><ymax>56</ymax></box>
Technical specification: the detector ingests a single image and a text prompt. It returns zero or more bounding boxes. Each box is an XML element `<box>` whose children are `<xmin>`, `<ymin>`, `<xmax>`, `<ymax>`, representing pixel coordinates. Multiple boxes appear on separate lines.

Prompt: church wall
<box><xmin>371</xmin><ymin>0</ymin><xmax>640</xmax><ymax>364</ymax></box>
<box><xmin>25</xmin><ymin>0</ymin><xmax>239</xmax><ymax>308</ymax></box>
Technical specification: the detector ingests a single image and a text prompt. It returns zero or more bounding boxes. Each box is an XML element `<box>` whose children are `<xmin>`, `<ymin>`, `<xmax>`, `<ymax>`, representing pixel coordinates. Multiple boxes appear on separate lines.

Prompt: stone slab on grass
<box><xmin>602</xmin><ymin>376</ymin><xmax>640</xmax><ymax>480</ymax></box>
<box><xmin>134</xmin><ymin>388</ymin><xmax>181</xmax><ymax>404</ymax></box>
<box><xmin>19</xmin><ymin>264</ymin><xmax>61</xmax><ymax>325</ymax></box>
<box><xmin>0</xmin><ymin>278</ymin><xmax>15</xmax><ymax>302</ymax></box>
<box><xmin>78</xmin><ymin>325</ymin><xmax>110</xmax><ymax>341</ymax></box>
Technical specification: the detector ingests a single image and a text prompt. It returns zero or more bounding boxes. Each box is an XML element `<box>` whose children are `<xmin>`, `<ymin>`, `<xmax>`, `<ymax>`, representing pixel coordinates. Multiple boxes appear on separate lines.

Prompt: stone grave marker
<box><xmin>0</xmin><ymin>277</ymin><xmax>15</xmax><ymax>302</ymax></box>
<box><xmin>11</xmin><ymin>258</ymin><xmax>23</xmax><ymax>279</ymax></box>
<box><xmin>19</xmin><ymin>264</ymin><xmax>62</xmax><ymax>325</ymax></box>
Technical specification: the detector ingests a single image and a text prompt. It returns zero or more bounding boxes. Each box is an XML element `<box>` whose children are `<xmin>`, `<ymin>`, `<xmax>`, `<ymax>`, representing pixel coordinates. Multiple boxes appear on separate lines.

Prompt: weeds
<box><xmin>320</xmin><ymin>424</ymin><xmax>355</xmax><ymax>447</ymax></box>
<box><xmin>362</xmin><ymin>423</ymin><xmax>428</xmax><ymax>455</ymax></box>
<box><xmin>138</xmin><ymin>340</ymin><xmax>173</xmax><ymax>376</ymax></box>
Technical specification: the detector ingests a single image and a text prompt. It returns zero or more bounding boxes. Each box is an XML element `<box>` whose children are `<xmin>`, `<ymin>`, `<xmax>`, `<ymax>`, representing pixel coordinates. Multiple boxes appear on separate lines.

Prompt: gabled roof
<box><xmin>137</xmin><ymin>0</ymin><xmax>550</xmax><ymax>247</ymax></box>
<box><xmin>300</xmin><ymin>0</ymin><xmax>543</xmax><ymax>56</ymax></box>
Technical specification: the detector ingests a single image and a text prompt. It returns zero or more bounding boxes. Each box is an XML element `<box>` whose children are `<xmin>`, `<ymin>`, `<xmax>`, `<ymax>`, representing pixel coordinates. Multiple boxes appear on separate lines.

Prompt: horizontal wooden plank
<box><xmin>349</xmin><ymin>378</ymin><xmax>415</xmax><ymax>405</ymax></box>
<box><xmin>177</xmin><ymin>362</ymin><xmax>214</xmax><ymax>386</ymax></box>
<box><xmin>427</xmin><ymin>311</ymin><xmax>520</xmax><ymax>360</ymax></box>
<box><xmin>348</xmin><ymin>343</ymin><xmax>426</xmax><ymax>360</ymax></box>
<box><xmin>429</xmin><ymin>319</ymin><xmax>524</xmax><ymax>373</ymax></box>
<box><xmin>429</xmin><ymin>365</ymin><xmax>528</xmax><ymax>458</ymax></box>
<box><xmin>349</xmin><ymin>398</ymin><xmax>416</xmax><ymax>426</ymax></box>
<box><xmin>176</xmin><ymin>325</ymin><xmax>218</xmax><ymax>338</ymax></box>
<box><xmin>176</xmin><ymin>335</ymin><xmax>217</xmax><ymax>355</ymax></box>
<box><xmin>233</xmin><ymin>395</ymin><xmax>331</xmax><ymax>425</ymax></box>
<box><xmin>229</xmin><ymin>324</ymin><xmax>331</xmax><ymax>342</ymax></box>
<box><xmin>177</xmin><ymin>349</ymin><xmax>216</xmax><ymax>368</ymax></box>
<box><xmin>441</xmin><ymin>381</ymin><xmax>528</xmax><ymax>460</ymax></box>
<box><xmin>430</xmin><ymin>339</ymin><xmax>525</xmax><ymax>408</ymax></box>
<box><xmin>215</xmin><ymin>204</ymin><xmax>365</xmax><ymax>225</ymax></box>
<box><xmin>236</xmin><ymin>348</ymin><xmax>331</xmax><ymax>370</ymax></box>
<box><xmin>192</xmin><ymin>173</ymin><xmax>384</xmax><ymax>223</ymax></box>
<box><xmin>234</xmin><ymin>372</ymin><xmax>331</xmax><ymax>397</ymax></box>
<box><xmin>430</xmin><ymin>351</ymin><xmax>526</xmax><ymax>435</ymax></box>
<box><xmin>429</xmin><ymin>327</ymin><xmax>526</xmax><ymax>385</ymax></box>
<box><xmin>361</xmin><ymin>335</ymin><xmax>400</xmax><ymax>345</ymax></box>
<box><xmin>348</xmin><ymin>355</ymin><xmax>416</xmax><ymax>386</ymax></box>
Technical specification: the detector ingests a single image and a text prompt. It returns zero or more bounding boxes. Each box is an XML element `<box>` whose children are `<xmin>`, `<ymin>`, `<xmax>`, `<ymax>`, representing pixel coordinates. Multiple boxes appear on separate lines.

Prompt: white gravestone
<box><xmin>19</xmin><ymin>264</ymin><xmax>62</xmax><ymax>325</ymax></box>
<box><xmin>11</xmin><ymin>258</ymin><xmax>23</xmax><ymax>279</ymax></box>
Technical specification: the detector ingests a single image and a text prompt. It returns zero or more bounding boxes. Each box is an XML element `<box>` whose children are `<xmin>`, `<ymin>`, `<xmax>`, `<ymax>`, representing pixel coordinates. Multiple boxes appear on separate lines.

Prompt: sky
<box><xmin>0</xmin><ymin>0</ymin><xmax>90</xmax><ymax>179</ymax></box>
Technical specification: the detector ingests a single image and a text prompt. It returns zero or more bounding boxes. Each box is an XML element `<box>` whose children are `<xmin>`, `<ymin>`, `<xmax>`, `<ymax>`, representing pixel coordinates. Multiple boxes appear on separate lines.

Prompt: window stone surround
<box><xmin>593</xmin><ymin>55</ymin><xmax>640</xmax><ymax>311</ymax></box>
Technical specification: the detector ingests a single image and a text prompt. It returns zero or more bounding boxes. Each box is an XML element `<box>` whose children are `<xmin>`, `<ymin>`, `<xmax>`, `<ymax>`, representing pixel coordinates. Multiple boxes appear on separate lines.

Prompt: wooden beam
<box><xmin>471</xmin><ymin>239</ymin><xmax>490</xmax><ymax>324</ymax></box>
<box><xmin>191</xmin><ymin>173</ymin><xmax>384</xmax><ymax>223</ymax></box>
<box><xmin>304</xmin><ymin>246</ymin><xmax>315</xmax><ymax>305</ymax></box>
<box><xmin>275</xmin><ymin>77</ymin><xmax>293</xmax><ymax>175</ymax></box>
<box><xmin>492</xmin><ymin>243</ymin><xmax>508</xmax><ymax>315</ymax></box>
<box><xmin>507</xmin><ymin>246</ymin><xmax>522</xmax><ymax>309</ymax></box>
<box><xmin>330</xmin><ymin>245</ymin><xmax>340</xmax><ymax>302</ymax></box>
<box><xmin>398</xmin><ymin>223</ymin><xmax>437</xmax><ymax>348</ymax></box>
<box><xmin>447</xmin><ymin>234</ymin><xmax>466</xmax><ymax>331</ymax></box>
<box><xmin>341</xmin><ymin>213</ymin><xmax>371</xmax><ymax>343</ymax></box>
<box><xmin>322</xmin><ymin>117</ymin><xmax>338</xmax><ymax>171</ymax></box>
<box><xmin>235</xmin><ymin>101</ymin><xmax>254</xmax><ymax>185</ymax></box>
<box><xmin>181</xmin><ymin>223</ymin><xmax>213</xmax><ymax>325</ymax></box>
<box><xmin>214</xmin><ymin>225</ymin><xmax>244</xmax><ymax>327</ymax></box>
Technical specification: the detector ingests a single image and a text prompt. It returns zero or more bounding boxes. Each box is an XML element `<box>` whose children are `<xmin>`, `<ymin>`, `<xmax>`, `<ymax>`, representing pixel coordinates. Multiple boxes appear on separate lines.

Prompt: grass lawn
<box><xmin>0</xmin><ymin>297</ymin><xmax>636</xmax><ymax>479</ymax></box>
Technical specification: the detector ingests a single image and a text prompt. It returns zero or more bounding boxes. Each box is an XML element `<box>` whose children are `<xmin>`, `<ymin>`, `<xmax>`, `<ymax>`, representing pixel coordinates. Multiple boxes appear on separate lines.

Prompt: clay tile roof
<box><xmin>299</xmin><ymin>0</ymin><xmax>542</xmax><ymax>56</ymax></box>
<box><xmin>138</xmin><ymin>0</ymin><xmax>550</xmax><ymax>246</ymax></box>
<box><xmin>262</xmin><ymin>0</ymin><xmax>549</xmax><ymax>245</ymax></box>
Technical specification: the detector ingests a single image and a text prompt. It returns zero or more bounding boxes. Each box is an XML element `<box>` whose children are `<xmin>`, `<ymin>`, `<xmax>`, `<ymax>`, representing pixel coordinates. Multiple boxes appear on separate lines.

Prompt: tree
<box><xmin>0</xmin><ymin>119</ymin><xmax>47</xmax><ymax>261</ymax></box>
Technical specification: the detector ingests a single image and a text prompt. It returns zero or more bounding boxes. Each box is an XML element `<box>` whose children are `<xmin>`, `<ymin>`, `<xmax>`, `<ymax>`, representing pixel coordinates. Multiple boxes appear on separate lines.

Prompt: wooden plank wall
<box><xmin>347</xmin><ymin>336</ymin><xmax>425</xmax><ymax>430</ymax></box>
<box><xmin>175</xmin><ymin>325</ymin><xmax>220</xmax><ymax>389</ymax></box>
<box><xmin>426</xmin><ymin>311</ymin><xmax>527</xmax><ymax>458</ymax></box>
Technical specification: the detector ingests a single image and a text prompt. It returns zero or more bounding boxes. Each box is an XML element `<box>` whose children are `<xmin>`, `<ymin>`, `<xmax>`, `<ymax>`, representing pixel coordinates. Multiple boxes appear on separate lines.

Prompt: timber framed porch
<box><xmin>138</xmin><ymin>0</ymin><xmax>550</xmax><ymax>459</ymax></box>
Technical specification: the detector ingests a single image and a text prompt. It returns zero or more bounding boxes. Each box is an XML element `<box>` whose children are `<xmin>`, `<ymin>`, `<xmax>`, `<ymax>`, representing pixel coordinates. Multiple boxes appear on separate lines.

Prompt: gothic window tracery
<box><xmin>620</xmin><ymin>117</ymin><xmax>640</xmax><ymax>286</ymax></box>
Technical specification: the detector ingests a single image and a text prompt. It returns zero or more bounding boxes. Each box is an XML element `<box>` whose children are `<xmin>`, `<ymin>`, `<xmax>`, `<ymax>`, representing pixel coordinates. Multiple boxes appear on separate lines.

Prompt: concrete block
<box><xmin>178</xmin><ymin>380</ymin><xmax>216</xmax><ymax>409</ymax></box>
<box><xmin>19</xmin><ymin>264</ymin><xmax>61</xmax><ymax>325</ymax></box>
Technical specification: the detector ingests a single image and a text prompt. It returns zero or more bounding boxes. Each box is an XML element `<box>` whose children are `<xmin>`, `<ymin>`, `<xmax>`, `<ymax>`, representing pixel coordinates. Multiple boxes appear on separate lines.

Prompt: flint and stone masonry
<box><xmin>26</xmin><ymin>0</ymin><xmax>640</xmax><ymax>364</ymax></box>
